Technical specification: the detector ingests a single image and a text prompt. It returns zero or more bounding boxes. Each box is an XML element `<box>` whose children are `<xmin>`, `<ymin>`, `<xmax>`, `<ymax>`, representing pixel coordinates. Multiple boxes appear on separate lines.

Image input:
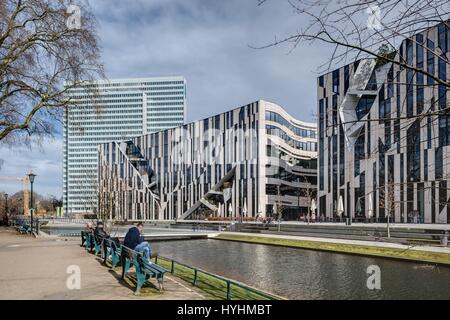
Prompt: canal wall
<box><xmin>212</xmin><ymin>232</ymin><xmax>450</xmax><ymax>267</ymax></box>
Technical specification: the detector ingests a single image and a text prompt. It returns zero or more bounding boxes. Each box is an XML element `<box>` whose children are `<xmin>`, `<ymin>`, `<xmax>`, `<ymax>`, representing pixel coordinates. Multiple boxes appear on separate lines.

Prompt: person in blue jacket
<box><xmin>124</xmin><ymin>222</ymin><xmax>152</xmax><ymax>260</ymax></box>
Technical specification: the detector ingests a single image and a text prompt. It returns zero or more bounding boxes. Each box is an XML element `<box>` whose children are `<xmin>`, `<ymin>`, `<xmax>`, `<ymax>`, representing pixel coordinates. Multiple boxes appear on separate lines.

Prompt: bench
<box><xmin>120</xmin><ymin>246</ymin><xmax>168</xmax><ymax>295</ymax></box>
<box><xmin>102</xmin><ymin>238</ymin><xmax>122</xmax><ymax>269</ymax></box>
<box><xmin>91</xmin><ymin>235</ymin><xmax>103</xmax><ymax>256</ymax></box>
<box><xmin>81</xmin><ymin>231</ymin><xmax>94</xmax><ymax>251</ymax></box>
<box><xmin>80</xmin><ymin>231</ymin><xmax>88</xmax><ymax>247</ymax></box>
<box><xmin>17</xmin><ymin>224</ymin><xmax>31</xmax><ymax>234</ymax></box>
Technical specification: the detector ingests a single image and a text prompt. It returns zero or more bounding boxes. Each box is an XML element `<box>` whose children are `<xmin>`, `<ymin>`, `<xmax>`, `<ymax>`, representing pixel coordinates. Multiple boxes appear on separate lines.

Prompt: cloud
<box><xmin>1</xmin><ymin>0</ymin><xmax>332</xmax><ymax>197</ymax></box>
<box><xmin>91</xmin><ymin>0</ymin><xmax>329</xmax><ymax>121</ymax></box>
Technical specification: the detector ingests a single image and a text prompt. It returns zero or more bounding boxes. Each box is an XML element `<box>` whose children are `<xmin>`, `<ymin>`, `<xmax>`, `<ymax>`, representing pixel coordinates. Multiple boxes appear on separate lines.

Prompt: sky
<box><xmin>0</xmin><ymin>0</ymin><xmax>332</xmax><ymax>197</ymax></box>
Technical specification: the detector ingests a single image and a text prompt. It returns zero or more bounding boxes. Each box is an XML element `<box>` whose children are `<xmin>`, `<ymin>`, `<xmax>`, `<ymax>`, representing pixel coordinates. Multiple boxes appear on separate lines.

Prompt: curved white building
<box><xmin>98</xmin><ymin>100</ymin><xmax>317</xmax><ymax>221</ymax></box>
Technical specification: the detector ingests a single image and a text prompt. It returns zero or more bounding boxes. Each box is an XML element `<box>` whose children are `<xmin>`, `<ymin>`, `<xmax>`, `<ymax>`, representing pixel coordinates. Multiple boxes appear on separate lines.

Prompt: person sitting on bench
<box><xmin>94</xmin><ymin>221</ymin><xmax>110</xmax><ymax>243</ymax></box>
<box><xmin>82</xmin><ymin>222</ymin><xmax>94</xmax><ymax>247</ymax></box>
<box><xmin>124</xmin><ymin>222</ymin><xmax>152</xmax><ymax>261</ymax></box>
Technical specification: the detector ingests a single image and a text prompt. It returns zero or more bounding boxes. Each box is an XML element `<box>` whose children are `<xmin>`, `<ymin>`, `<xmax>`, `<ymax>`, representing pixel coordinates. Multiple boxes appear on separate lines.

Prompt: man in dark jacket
<box><xmin>124</xmin><ymin>222</ymin><xmax>152</xmax><ymax>260</ymax></box>
<box><xmin>94</xmin><ymin>221</ymin><xmax>109</xmax><ymax>241</ymax></box>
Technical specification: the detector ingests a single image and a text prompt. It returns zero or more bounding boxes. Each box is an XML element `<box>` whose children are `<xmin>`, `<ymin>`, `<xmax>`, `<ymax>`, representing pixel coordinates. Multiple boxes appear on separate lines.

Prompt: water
<box><xmin>150</xmin><ymin>239</ymin><xmax>450</xmax><ymax>300</ymax></box>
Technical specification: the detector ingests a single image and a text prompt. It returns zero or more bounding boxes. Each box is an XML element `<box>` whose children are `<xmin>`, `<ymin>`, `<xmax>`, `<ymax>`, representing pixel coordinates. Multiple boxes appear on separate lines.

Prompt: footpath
<box><xmin>0</xmin><ymin>227</ymin><xmax>205</xmax><ymax>300</ymax></box>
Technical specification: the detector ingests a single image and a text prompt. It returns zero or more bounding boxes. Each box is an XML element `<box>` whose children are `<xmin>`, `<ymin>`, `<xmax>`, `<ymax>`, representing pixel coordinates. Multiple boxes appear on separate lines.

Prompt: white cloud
<box><xmin>1</xmin><ymin>0</ymin><xmax>333</xmax><ymax>197</ymax></box>
<box><xmin>91</xmin><ymin>0</ymin><xmax>330</xmax><ymax>121</ymax></box>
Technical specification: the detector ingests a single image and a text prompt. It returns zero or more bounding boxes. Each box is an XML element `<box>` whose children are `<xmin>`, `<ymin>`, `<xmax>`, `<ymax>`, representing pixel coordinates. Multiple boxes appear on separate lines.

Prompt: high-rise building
<box><xmin>63</xmin><ymin>77</ymin><xmax>186</xmax><ymax>216</ymax></box>
<box><xmin>98</xmin><ymin>100</ymin><xmax>317</xmax><ymax>221</ymax></box>
<box><xmin>317</xmin><ymin>22</ymin><xmax>449</xmax><ymax>224</ymax></box>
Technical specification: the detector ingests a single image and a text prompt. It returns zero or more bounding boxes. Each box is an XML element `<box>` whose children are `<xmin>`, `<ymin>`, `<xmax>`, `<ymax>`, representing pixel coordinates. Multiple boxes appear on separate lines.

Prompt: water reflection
<box><xmin>151</xmin><ymin>239</ymin><xmax>450</xmax><ymax>300</ymax></box>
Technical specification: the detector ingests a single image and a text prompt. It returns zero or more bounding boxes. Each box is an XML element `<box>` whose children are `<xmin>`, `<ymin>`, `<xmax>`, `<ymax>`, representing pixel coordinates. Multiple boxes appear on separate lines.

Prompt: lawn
<box><xmin>104</xmin><ymin>256</ymin><xmax>282</xmax><ymax>300</ymax></box>
<box><xmin>214</xmin><ymin>234</ymin><xmax>450</xmax><ymax>266</ymax></box>
<box><xmin>153</xmin><ymin>256</ymin><xmax>283</xmax><ymax>300</ymax></box>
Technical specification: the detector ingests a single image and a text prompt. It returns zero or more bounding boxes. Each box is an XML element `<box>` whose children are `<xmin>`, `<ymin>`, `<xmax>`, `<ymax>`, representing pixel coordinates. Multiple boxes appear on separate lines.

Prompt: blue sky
<box><xmin>0</xmin><ymin>0</ymin><xmax>332</xmax><ymax>197</ymax></box>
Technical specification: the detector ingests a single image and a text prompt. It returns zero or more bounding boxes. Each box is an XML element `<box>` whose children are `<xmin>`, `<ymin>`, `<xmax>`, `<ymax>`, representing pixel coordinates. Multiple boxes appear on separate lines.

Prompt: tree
<box><xmin>274</xmin><ymin>185</ymin><xmax>288</xmax><ymax>231</ymax></box>
<box><xmin>257</xmin><ymin>1</ymin><xmax>449</xmax><ymax>89</ymax></box>
<box><xmin>0</xmin><ymin>190</ymin><xmax>60</xmax><ymax>216</ymax></box>
<box><xmin>0</xmin><ymin>0</ymin><xmax>103</xmax><ymax>144</ymax></box>
<box><xmin>378</xmin><ymin>172</ymin><xmax>399</xmax><ymax>237</ymax></box>
<box><xmin>299</xmin><ymin>174</ymin><xmax>317</xmax><ymax>222</ymax></box>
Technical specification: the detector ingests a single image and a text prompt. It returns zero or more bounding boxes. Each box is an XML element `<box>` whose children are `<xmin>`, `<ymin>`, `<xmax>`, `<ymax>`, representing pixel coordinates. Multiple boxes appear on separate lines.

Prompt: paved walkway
<box><xmin>0</xmin><ymin>228</ymin><xmax>205</xmax><ymax>300</ymax></box>
<box><xmin>223</xmin><ymin>232</ymin><xmax>450</xmax><ymax>254</ymax></box>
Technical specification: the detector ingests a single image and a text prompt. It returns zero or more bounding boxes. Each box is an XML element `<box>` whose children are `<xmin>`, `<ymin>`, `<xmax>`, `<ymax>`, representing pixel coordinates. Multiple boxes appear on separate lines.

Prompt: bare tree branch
<box><xmin>0</xmin><ymin>0</ymin><xmax>104</xmax><ymax>145</ymax></box>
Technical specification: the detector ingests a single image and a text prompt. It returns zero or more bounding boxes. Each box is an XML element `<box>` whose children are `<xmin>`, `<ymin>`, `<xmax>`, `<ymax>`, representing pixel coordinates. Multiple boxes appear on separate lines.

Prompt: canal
<box><xmin>151</xmin><ymin>239</ymin><xmax>450</xmax><ymax>300</ymax></box>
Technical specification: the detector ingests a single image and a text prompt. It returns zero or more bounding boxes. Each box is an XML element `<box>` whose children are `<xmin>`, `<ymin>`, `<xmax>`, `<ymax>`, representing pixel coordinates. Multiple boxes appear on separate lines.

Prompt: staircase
<box><xmin>179</xmin><ymin>165</ymin><xmax>237</xmax><ymax>220</ymax></box>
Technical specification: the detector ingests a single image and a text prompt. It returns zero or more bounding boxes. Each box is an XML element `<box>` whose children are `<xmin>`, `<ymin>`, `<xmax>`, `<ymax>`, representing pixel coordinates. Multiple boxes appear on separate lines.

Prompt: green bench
<box><xmin>17</xmin><ymin>224</ymin><xmax>31</xmax><ymax>234</ymax></box>
<box><xmin>80</xmin><ymin>231</ymin><xmax>102</xmax><ymax>255</ymax></box>
<box><xmin>80</xmin><ymin>231</ymin><xmax>88</xmax><ymax>247</ymax></box>
<box><xmin>92</xmin><ymin>235</ymin><xmax>103</xmax><ymax>256</ymax></box>
<box><xmin>102</xmin><ymin>238</ymin><xmax>122</xmax><ymax>269</ymax></box>
<box><xmin>121</xmin><ymin>246</ymin><xmax>168</xmax><ymax>295</ymax></box>
<box><xmin>81</xmin><ymin>231</ymin><xmax>93</xmax><ymax>251</ymax></box>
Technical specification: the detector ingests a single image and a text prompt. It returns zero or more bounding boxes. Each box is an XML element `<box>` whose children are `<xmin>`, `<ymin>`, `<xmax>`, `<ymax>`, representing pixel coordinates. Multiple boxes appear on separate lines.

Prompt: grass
<box><xmin>122</xmin><ymin>275</ymin><xmax>161</xmax><ymax>297</ymax></box>
<box><xmin>153</xmin><ymin>256</ymin><xmax>283</xmax><ymax>300</ymax></box>
<box><xmin>214</xmin><ymin>234</ymin><xmax>450</xmax><ymax>266</ymax></box>
<box><xmin>104</xmin><ymin>256</ymin><xmax>281</xmax><ymax>300</ymax></box>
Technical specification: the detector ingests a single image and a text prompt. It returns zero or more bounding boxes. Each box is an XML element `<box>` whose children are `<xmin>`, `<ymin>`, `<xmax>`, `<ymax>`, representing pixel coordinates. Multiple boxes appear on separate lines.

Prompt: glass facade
<box><xmin>63</xmin><ymin>77</ymin><xmax>186</xmax><ymax>215</ymax></box>
<box><xmin>98</xmin><ymin>100</ymin><xmax>317</xmax><ymax>221</ymax></box>
<box><xmin>317</xmin><ymin>22</ymin><xmax>450</xmax><ymax>223</ymax></box>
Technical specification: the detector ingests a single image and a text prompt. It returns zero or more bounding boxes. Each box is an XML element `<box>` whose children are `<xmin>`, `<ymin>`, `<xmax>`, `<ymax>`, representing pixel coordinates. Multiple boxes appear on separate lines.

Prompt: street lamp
<box><xmin>28</xmin><ymin>172</ymin><xmax>36</xmax><ymax>233</ymax></box>
<box><xmin>4</xmin><ymin>193</ymin><xmax>8</xmax><ymax>214</ymax></box>
<box><xmin>4</xmin><ymin>193</ymin><xmax>8</xmax><ymax>225</ymax></box>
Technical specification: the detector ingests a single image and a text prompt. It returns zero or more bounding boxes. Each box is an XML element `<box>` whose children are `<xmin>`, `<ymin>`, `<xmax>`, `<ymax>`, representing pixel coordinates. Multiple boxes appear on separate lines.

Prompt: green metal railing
<box><xmin>154</xmin><ymin>255</ymin><xmax>284</xmax><ymax>300</ymax></box>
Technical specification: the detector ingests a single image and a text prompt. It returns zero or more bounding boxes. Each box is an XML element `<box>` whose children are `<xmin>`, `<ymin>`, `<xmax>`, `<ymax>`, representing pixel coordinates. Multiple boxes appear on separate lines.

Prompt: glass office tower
<box><xmin>63</xmin><ymin>77</ymin><xmax>186</xmax><ymax>216</ymax></box>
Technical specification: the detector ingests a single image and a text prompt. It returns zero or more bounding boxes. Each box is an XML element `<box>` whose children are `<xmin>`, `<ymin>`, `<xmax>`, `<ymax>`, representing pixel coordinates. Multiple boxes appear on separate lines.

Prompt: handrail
<box><xmin>80</xmin><ymin>232</ymin><xmax>283</xmax><ymax>300</ymax></box>
<box><xmin>154</xmin><ymin>255</ymin><xmax>284</xmax><ymax>300</ymax></box>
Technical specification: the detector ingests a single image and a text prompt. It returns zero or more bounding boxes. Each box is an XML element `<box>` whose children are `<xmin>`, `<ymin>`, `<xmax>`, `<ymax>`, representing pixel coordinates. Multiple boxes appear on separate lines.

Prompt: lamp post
<box><xmin>4</xmin><ymin>193</ymin><xmax>8</xmax><ymax>214</ymax></box>
<box><xmin>28</xmin><ymin>172</ymin><xmax>36</xmax><ymax>233</ymax></box>
<box><xmin>4</xmin><ymin>193</ymin><xmax>8</xmax><ymax>224</ymax></box>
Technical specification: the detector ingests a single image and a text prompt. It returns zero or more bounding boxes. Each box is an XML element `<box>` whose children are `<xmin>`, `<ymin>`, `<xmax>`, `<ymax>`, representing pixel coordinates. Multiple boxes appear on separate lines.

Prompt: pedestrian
<box><xmin>82</xmin><ymin>222</ymin><xmax>94</xmax><ymax>247</ymax></box>
<box><xmin>124</xmin><ymin>222</ymin><xmax>153</xmax><ymax>261</ymax></box>
<box><xmin>94</xmin><ymin>221</ymin><xmax>110</xmax><ymax>243</ymax></box>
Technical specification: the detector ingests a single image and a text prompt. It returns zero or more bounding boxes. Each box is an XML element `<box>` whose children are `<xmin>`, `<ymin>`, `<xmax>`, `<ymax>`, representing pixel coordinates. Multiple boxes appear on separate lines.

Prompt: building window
<box><xmin>427</xmin><ymin>39</ymin><xmax>435</xmax><ymax>85</ymax></box>
<box><xmin>354</xmin><ymin>127</ymin><xmax>365</xmax><ymax>177</ymax></box>
<box><xmin>407</xmin><ymin>120</ymin><xmax>421</xmax><ymax>182</ymax></box>
<box><xmin>332</xmin><ymin>69</ymin><xmax>340</xmax><ymax>93</ymax></box>
<box><xmin>356</xmin><ymin>95</ymin><xmax>376</xmax><ymax>120</ymax></box>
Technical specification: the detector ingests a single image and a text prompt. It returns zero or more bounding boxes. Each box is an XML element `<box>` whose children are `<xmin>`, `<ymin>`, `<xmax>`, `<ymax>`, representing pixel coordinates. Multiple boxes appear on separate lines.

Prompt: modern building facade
<box><xmin>98</xmin><ymin>100</ymin><xmax>317</xmax><ymax>221</ymax></box>
<box><xmin>63</xmin><ymin>77</ymin><xmax>186</xmax><ymax>215</ymax></box>
<box><xmin>317</xmin><ymin>22</ymin><xmax>450</xmax><ymax>223</ymax></box>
